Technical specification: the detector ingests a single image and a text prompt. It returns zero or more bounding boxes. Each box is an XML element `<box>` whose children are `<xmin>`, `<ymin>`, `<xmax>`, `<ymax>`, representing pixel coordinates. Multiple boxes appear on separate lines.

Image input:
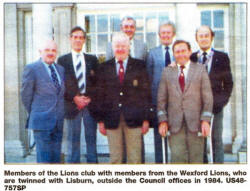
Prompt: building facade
<box><xmin>4</xmin><ymin>3</ymin><xmax>247</xmax><ymax>163</ymax></box>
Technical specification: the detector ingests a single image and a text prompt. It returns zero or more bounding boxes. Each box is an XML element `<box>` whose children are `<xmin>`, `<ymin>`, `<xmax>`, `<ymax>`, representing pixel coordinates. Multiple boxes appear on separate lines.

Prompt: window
<box><xmin>84</xmin><ymin>11</ymin><xmax>170</xmax><ymax>59</ymax></box>
<box><xmin>201</xmin><ymin>9</ymin><xmax>226</xmax><ymax>50</ymax></box>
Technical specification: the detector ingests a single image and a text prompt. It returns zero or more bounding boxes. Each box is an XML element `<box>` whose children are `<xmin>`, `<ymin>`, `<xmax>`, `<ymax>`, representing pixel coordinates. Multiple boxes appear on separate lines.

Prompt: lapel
<box><xmin>184</xmin><ymin>62</ymin><xmax>196</xmax><ymax>93</ymax></box>
<box><xmin>172</xmin><ymin>66</ymin><xmax>182</xmax><ymax>95</ymax></box>
<box><xmin>84</xmin><ymin>53</ymin><xmax>90</xmax><ymax>77</ymax></box>
<box><xmin>67</xmin><ymin>53</ymin><xmax>76</xmax><ymax>78</ymax></box>
<box><xmin>209</xmin><ymin>50</ymin><xmax>219</xmax><ymax>76</ymax></box>
<box><xmin>110</xmin><ymin>58</ymin><xmax>120</xmax><ymax>84</ymax></box>
<box><xmin>37</xmin><ymin>60</ymin><xmax>57</xmax><ymax>92</ymax></box>
<box><xmin>123</xmin><ymin>57</ymin><xmax>134</xmax><ymax>84</ymax></box>
<box><xmin>156</xmin><ymin>45</ymin><xmax>164</xmax><ymax>67</ymax></box>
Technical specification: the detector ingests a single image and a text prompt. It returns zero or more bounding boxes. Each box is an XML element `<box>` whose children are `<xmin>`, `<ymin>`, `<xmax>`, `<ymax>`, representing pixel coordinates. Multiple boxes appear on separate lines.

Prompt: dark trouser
<box><xmin>65</xmin><ymin>107</ymin><xmax>98</xmax><ymax>163</ymax></box>
<box><xmin>33</xmin><ymin>122</ymin><xmax>63</xmax><ymax>163</ymax></box>
<box><xmin>204</xmin><ymin>110</ymin><xmax>224</xmax><ymax>163</ymax></box>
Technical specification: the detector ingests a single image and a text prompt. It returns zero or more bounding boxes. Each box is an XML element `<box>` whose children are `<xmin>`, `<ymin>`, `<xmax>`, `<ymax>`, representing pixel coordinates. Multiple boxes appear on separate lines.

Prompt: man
<box><xmin>157</xmin><ymin>40</ymin><xmax>213</xmax><ymax>163</ymax></box>
<box><xmin>106</xmin><ymin>16</ymin><xmax>148</xmax><ymax>163</ymax></box>
<box><xmin>106</xmin><ymin>16</ymin><xmax>147</xmax><ymax>61</ymax></box>
<box><xmin>192</xmin><ymin>26</ymin><xmax>233</xmax><ymax>163</ymax></box>
<box><xmin>146</xmin><ymin>22</ymin><xmax>176</xmax><ymax>163</ymax></box>
<box><xmin>57</xmin><ymin>26</ymin><xmax>99</xmax><ymax>163</ymax></box>
<box><xmin>21</xmin><ymin>40</ymin><xmax>65</xmax><ymax>163</ymax></box>
<box><xmin>96</xmin><ymin>32</ymin><xmax>151</xmax><ymax>163</ymax></box>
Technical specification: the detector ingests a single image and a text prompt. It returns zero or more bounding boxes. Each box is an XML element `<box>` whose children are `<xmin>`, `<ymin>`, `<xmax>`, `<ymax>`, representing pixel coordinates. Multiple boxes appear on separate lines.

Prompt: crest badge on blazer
<box><xmin>90</xmin><ymin>70</ymin><xmax>95</xmax><ymax>76</ymax></box>
<box><xmin>133</xmin><ymin>79</ymin><xmax>138</xmax><ymax>87</ymax></box>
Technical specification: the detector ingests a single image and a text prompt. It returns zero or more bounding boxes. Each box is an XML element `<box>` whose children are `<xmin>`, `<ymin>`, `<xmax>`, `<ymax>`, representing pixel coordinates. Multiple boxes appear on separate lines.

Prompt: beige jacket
<box><xmin>157</xmin><ymin>62</ymin><xmax>213</xmax><ymax>134</ymax></box>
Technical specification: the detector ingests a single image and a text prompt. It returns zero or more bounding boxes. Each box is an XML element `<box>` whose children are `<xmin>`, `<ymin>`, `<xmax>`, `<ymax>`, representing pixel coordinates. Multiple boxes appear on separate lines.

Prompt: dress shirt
<box><xmin>177</xmin><ymin>61</ymin><xmax>191</xmax><ymax>82</ymax></box>
<box><xmin>72</xmin><ymin>50</ymin><xmax>86</xmax><ymax>93</ymax></box>
<box><xmin>115</xmin><ymin>57</ymin><xmax>128</xmax><ymax>75</ymax></box>
<box><xmin>42</xmin><ymin>62</ymin><xmax>61</xmax><ymax>84</ymax></box>
<box><xmin>130</xmin><ymin>39</ymin><xmax>135</xmax><ymax>57</ymax></box>
<box><xmin>199</xmin><ymin>48</ymin><xmax>214</xmax><ymax>74</ymax></box>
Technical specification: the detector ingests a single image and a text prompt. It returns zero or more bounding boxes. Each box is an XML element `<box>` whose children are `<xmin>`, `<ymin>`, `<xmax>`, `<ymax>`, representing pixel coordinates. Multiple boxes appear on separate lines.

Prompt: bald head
<box><xmin>39</xmin><ymin>39</ymin><xmax>58</xmax><ymax>65</ymax></box>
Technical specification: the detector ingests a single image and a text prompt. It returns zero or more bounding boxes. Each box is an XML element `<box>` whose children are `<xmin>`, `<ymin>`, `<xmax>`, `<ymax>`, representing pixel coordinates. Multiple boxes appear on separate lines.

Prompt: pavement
<box><xmin>5</xmin><ymin>150</ymin><xmax>241</xmax><ymax>164</ymax></box>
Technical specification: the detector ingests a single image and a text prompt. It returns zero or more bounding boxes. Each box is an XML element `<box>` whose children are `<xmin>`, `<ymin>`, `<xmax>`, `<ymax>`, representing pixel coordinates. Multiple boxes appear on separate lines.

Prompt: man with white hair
<box><xmin>96</xmin><ymin>32</ymin><xmax>151</xmax><ymax>163</ymax></box>
<box><xmin>21</xmin><ymin>39</ymin><xmax>65</xmax><ymax>163</ymax></box>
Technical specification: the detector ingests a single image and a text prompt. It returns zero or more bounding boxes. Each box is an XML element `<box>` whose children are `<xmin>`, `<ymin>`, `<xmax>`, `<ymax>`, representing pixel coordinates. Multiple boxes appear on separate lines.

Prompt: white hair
<box><xmin>111</xmin><ymin>32</ymin><xmax>130</xmax><ymax>48</ymax></box>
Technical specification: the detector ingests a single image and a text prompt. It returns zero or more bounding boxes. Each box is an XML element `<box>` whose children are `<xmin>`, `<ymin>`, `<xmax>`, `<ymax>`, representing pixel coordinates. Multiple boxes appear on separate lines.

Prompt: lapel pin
<box><xmin>133</xmin><ymin>79</ymin><xmax>138</xmax><ymax>87</ymax></box>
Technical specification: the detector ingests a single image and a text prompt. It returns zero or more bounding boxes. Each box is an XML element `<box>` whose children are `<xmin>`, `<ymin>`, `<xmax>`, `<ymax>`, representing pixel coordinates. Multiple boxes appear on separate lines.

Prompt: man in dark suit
<box><xmin>192</xmin><ymin>26</ymin><xmax>233</xmax><ymax>163</ymax></box>
<box><xmin>158</xmin><ymin>40</ymin><xmax>213</xmax><ymax>163</ymax></box>
<box><xmin>146</xmin><ymin>21</ymin><xmax>176</xmax><ymax>163</ymax></box>
<box><xmin>57</xmin><ymin>26</ymin><xmax>98</xmax><ymax>163</ymax></box>
<box><xmin>96</xmin><ymin>32</ymin><xmax>151</xmax><ymax>163</ymax></box>
<box><xmin>21</xmin><ymin>39</ymin><xmax>65</xmax><ymax>163</ymax></box>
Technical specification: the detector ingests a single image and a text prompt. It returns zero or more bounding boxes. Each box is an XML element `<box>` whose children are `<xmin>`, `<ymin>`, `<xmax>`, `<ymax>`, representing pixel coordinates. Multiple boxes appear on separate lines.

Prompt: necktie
<box><xmin>202</xmin><ymin>52</ymin><xmax>207</xmax><ymax>65</ymax></box>
<box><xmin>202</xmin><ymin>52</ymin><xmax>208</xmax><ymax>71</ymax></box>
<box><xmin>179</xmin><ymin>65</ymin><xmax>185</xmax><ymax>92</ymax></box>
<box><xmin>165</xmin><ymin>46</ymin><xmax>171</xmax><ymax>67</ymax></box>
<box><xmin>49</xmin><ymin>65</ymin><xmax>61</xmax><ymax>94</ymax></box>
<box><xmin>118</xmin><ymin>60</ymin><xmax>124</xmax><ymax>84</ymax></box>
<box><xmin>76</xmin><ymin>54</ymin><xmax>85</xmax><ymax>93</ymax></box>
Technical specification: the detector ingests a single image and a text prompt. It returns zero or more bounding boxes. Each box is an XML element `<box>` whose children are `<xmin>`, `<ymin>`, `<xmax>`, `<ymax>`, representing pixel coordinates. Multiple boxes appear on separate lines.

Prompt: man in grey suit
<box><xmin>21</xmin><ymin>40</ymin><xmax>65</xmax><ymax>163</ymax></box>
<box><xmin>146</xmin><ymin>22</ymin><xmax>176</xmax><ymax>163</ymax></box>
<box><xmin>157</xmin><ymin>40</ymin><xmax>213</xmax><ymax>163</ymax></box>
<box><xmin>106</xmin><ymin>16</ymin><xmax>147</xmax><ymax>61</ymax></box>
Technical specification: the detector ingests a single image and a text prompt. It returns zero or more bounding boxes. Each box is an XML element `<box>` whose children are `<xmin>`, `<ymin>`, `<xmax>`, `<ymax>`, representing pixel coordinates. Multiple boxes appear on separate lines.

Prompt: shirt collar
<box><xmin>177</xmin><ymin>60</ymin><xmax>190</xmax><ymax>69</ymax></box>
<box><xmin>200</xmin><ymin>47</ymin><xmax>212</xmax><ymax>55</ymax></box>
<box><xmin>162</xmin><ymin>44</ymin><xmax>173</xmax><ymax>52</ymax></box>
<box><xmin>115</xmin><ymin>57</ymin><xmax>128</xmax><ymax>65</ymax></box>
<box><xmin>72</xmin><ymin>49</ymin><xmax>84</xmax><ymax>58</ymax></box>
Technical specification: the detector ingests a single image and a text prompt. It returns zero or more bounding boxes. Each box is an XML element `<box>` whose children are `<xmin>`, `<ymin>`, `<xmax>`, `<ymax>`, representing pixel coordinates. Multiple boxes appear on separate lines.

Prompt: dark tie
<box><xmin>202</xmin><ymin>52</ymin><xmax>207</xmax><ymax>65</ymax></box>
<box><xmin>118</xmin><ymin>60</ymin><xmax>124</xmax><ymax>84</ymax></box>
<box><xmin>179</xmin><ymin>65</ymin><xmax>185</xmax><ymax>92</ymax></box>
<box><xmin>76</xmin><ymin>54</ymin><xmax>85</xmax><ymax>93</ymax></box>
<box><xmin>165</xmin><ymin>46</ymin><xmax>171</xmax><ymax>67</ymax></box>
<box><xmin>49</xmin><ymin>65</ymin><xmax>61</xmax><ymax>94</ymax></box>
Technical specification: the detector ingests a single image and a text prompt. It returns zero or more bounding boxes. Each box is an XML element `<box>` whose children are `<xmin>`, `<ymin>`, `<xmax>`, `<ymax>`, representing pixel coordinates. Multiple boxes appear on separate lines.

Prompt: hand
<box><xmin>201</xmin><ymin>121</ymin><xmax>210</xmax><ymax>137</ymax></box>
<box><xmin>169</xmin><ymin>61</ymin><xmax>176</xmax><ymax>67</ymax></box>
<box><xmin>141</xmin><ymin>120</ymin><xmax>149</xmax><ymax>135</ymax></box>
<box><xmin>73</xmin><ymin>95</ymin><xmax>91</xmax><ymax>110</ymax></box>
<box><xmin>158</xmin><ymin>121</ymin><xmax>168</xmax><ymax>137</ymax></box>
<box><xmin>98</xmin><ymin>122</ymin><xmax>107</xmax><ymax>136</ymax></box>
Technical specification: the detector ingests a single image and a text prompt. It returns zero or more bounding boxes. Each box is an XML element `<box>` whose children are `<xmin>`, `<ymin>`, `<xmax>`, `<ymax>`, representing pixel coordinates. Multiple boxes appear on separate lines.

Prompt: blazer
<box><xmin>106</xmin><ymin>39</ymin><xmax>147</xmax><ymax>61</ymax></box>
<box><xmin>146</xmin><ymin>45</ymin><xmax>175</xmax><ymax>106</ymax></box>
<box><xmin>157</xmin><ymin>62</ymin><xmax>213</xmax><ymax>134</ymax></box>
<box><xmin>96</xmin><ymin>57</ymin><xmax>151</xmax><ymax>129</ymax></box>
<box><xmin>191</xmin><ymin>50</ymin><xmax>233</xmax><ymax>114</ymax></box>
<box><xmin>57</xmin><ymin>53</ymin><xmax>99</xmax><ymax>119</ymax></box>
<box><xmin>21</xmin><ymin>59</ymin><xmax>65</xmax><ymax>130</ymax></box>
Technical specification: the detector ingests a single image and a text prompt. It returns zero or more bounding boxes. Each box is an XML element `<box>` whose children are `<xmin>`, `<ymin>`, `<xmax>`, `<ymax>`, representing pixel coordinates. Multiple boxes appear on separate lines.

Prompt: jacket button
<box><xmin>120</xmin><ymin>92</ymin><xmax>123</xmax><ymax>96</ymax></box>
<box><xmin>118</xmin><ymin>103</ymin><xmax>122</xmax><ymax>107</ymax></box>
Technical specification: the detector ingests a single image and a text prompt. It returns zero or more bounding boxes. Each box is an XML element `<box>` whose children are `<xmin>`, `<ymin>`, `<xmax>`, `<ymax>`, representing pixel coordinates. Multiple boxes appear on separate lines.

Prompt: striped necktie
<box><xmin>49</xmin><ymin>65</ymin><xmax>61</xmax><ymax>94</ymax></box>
<box><xmin>76</xmin><ymin>54</ymin><xmax>85</xmax><ymax>93</ymax></box>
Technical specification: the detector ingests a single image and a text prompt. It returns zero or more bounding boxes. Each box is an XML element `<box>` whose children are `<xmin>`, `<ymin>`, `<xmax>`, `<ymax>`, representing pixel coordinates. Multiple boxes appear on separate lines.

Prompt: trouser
<box><xmin>169</xmin><ymin>120</ymin><xmax>204</xmax><ymax>163</ymax></box>
<box><xmin>106</xmin><ymin>115</ymin><xmax>142</xmax><ymax>164</ymax></box>
<box><xmin>33</xmin><ymin>122</ymin><xmax>63</xmax><ymax>163</ymax></box>
<box><xmin>65</xmin><ymin>107</ymin><xmax>97</xmax><ymax>163</ymax></box>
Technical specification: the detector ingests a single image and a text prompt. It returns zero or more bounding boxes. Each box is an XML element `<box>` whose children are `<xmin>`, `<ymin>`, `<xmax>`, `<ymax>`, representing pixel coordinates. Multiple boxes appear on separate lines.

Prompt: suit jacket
<box><xmin>191</xmin><ymin>50</ymin><xmax>233</xmax><ymax>114</ymax></box>
<box><xmin>146</xmin><ymin>45</ymin><xmax>175</xmax><ymax>106</ymax></box>
<box><xmin>96</xmin><ymin>57</ymin><xmax>151</xmax><ymax>129</ymax></box>
<box><xmin>106</xmin><ymin>39</ymin><xmax>147</xmax><ymax>61</ymax></box>
<box><xmin>57</xmin><ymin>53</ymin><xmax>99</xmax><ymax>119</ymax></box>
<box><xmin>21</xmin><ymin>59</ymin><xmax>65</xmax><ymax>130</ymax></box>
<box><xmin>157</xmin><ymin>62</ymin><xmax>213</xmax><ymax>134</ymax></box>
